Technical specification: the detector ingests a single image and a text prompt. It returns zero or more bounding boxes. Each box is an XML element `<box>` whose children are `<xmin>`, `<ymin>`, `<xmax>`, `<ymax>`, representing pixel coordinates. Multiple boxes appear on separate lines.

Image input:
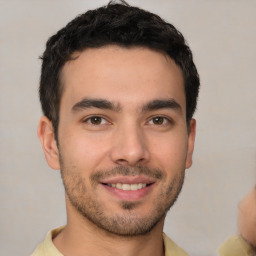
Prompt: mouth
<box><xmin>100</xmin><ymin>177</ymin><xmax>155</xmax><ymax>201</ymax></box>
<box><xmin>103</xmin><ymin>183</ymin><xmax>152</xmax><ymax>191</ymax></box>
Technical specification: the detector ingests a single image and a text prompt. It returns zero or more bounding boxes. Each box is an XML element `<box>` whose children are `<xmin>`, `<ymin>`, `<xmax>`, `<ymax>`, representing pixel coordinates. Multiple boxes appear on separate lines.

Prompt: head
<box><xmin>39</xmin><ymin>1</ymin><xmax>199</xmax><ymax>138</ymax></box>
<box><xmin>38</xmin><ymin>1</ymin><xmax>199</xmax><ymax>237</ymax></box>
<box><xmin>238</xmin><ymin>187</ymin><xmax>256</xmax><ymax>247</ymax></box>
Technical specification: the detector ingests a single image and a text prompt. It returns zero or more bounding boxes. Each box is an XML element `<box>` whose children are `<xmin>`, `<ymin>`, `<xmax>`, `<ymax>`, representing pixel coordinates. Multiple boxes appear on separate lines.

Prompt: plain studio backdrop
<box><xmin>0</xmin><ymin>1</ymin><xmax>255</xmax><ymax>256</ymax></box>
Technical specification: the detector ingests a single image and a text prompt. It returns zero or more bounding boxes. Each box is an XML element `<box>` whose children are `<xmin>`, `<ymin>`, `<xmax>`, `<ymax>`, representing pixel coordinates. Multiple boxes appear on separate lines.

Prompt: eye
<box><xmin>148</xmin><ymin>116</ymin><xmax>170</xmax><ymax>125</ymax></box>
<box><xmin>84</xmin><ymin>116</ymin><xmax>108</xmax><ymax>125</ymax></box>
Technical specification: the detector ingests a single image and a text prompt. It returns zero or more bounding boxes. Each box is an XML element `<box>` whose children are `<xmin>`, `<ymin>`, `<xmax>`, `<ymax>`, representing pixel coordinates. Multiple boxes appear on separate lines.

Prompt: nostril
<box><xmin>116</xmin><ymin>157</ymin><xmax>146</xmax><ymax>166</ymax></box>
<box><xmin>116</xmin><ymin>159</ymin><xmax>129</xmax><ymax>165</ymax></box>
<box><xmin>109</xmin><ymin>136</ymin><xmax>150</xmax><ymax>166</ymax></box>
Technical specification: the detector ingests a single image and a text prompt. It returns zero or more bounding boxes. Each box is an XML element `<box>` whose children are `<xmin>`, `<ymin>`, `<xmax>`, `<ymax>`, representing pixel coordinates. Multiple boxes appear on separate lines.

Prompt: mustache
<box><xmin>90</xmin><ymin>165</ymin><xmax>165</xmax><ymax>183</ymax></box>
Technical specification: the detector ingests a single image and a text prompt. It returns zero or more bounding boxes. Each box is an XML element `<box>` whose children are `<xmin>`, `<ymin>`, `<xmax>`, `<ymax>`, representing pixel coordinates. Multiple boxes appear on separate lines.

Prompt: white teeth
<box><xmin>116</xmin><ymin>183</ymin><xmax>122</xmax><ymax>189</ymax></box>
<box><xmin>137</xmin><ymin>183</ymin><xmax>143</xmax><ymax>189</ymax></box>
<box><xmin>130</xmin><ymin>184</ymin><xmax>138</xmax><ymax>191</ymax></box>
<box><xmin>122</xmin><ymin>184</ymin><xmax>130</xmax><ymax>191</ymax></box>
<box><xmin>108</xmin><ymin>183</ymin><xmax>147</xmax><ymax>191</ymax></box>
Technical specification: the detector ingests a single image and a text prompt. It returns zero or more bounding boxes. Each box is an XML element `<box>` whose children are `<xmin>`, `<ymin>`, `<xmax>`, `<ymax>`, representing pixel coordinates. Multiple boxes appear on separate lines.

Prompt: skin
<box><xmin>238</xmin><ymin>187</ymin><xmax>256</xmax><ymax>247</ymax></box>
<box><xmin>38</xmin><ymin>46</ymin><xmax>196</xmax><ymax>256</ymax></box>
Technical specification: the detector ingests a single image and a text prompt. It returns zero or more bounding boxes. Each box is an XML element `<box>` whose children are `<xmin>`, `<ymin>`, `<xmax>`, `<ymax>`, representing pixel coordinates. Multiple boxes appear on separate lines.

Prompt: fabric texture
<box><xmin>218</xmin><ymin>235</ymin><xmax>256</xmax><ymax>256</ymax></box>
<box><xmin>31</xmin><ymin>227</ymin><xmax>64</xmax><ymax>256</ymax></box>
<box><xmin>31</xmin><ymin>227</ymin><xmax>189</xmax><ymax>256</ymax></box>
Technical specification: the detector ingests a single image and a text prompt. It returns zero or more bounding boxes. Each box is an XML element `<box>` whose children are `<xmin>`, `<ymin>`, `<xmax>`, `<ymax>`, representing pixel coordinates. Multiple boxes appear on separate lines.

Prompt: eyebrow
<box><xmin>141</xmin><ymin>99</ymin><xmax>182</xmax><ymax>113</ymax></box>
<box><xmin>72</xmin><ymin>98</ymin><xmax>121</xmax><ymax>112</ymax></box>
<box><xmin>71</xmin><ymin>97</ymin><xmax>182</xmax><ymax>114</ymax></box>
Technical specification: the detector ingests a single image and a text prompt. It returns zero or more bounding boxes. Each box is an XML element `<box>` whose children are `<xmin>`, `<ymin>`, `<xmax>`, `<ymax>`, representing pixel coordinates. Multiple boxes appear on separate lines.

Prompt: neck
<box><xmin>53</xmin><ymin>200</ymin><xmax>165</xmax><ymax>256</ymax></box>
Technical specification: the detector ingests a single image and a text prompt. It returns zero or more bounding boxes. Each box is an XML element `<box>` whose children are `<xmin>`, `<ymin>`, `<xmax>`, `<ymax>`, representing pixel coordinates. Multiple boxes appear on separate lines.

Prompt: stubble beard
<box><xmin>60</xmin><ymin>163</ymin><xmax>185</xmax><ymax>237</ymax></box>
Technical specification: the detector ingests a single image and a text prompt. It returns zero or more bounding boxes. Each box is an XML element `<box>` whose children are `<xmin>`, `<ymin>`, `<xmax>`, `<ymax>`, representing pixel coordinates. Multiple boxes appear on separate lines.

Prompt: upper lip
<box><xmin>100</xmin><ymin>175</ymin><xmax>155</xmax><ymax>185</ymax></box>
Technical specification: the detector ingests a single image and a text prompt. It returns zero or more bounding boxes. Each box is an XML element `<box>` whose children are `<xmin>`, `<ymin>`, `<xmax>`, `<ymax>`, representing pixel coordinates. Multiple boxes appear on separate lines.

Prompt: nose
<box><xmin>110</xmin><ymin>123</ymin><xmax>150</xmax><ymax>166</ymax></box>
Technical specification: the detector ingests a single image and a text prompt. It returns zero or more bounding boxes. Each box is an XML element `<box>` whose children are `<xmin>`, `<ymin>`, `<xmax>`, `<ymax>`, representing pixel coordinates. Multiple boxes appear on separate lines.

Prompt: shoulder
<box><xmin>31</xmin><ymin>227</ymin><xmax>64</xmax><ymax>256</ymax></box>
<box><xmin>218</xmin><ymin>235</ymin><xmax>255</xmax><ymax>256</ymax></box>
<box><xmin>163</xmin><ymin>233</ymin><xmax>189</xmax><ymax>256</ymax></box>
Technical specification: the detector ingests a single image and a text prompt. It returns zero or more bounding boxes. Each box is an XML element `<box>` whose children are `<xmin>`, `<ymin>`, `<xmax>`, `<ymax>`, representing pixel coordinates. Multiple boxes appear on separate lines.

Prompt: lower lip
<box><xmin>102</xmin><ymin>184</ymin><xmax>154</xmax><ymax>201</ymax></box>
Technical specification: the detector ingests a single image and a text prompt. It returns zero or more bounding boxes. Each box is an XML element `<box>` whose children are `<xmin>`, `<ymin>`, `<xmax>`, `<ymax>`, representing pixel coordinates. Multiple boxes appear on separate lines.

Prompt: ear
<box><xmin>38</xmin><ymin>116</ymin><xmax>60</xmax><ymax>170</ymax></box>
<box><xmin>185</xmin><ymin>119</ymin><xmax>196</xmax><ymax>169</ymax></box>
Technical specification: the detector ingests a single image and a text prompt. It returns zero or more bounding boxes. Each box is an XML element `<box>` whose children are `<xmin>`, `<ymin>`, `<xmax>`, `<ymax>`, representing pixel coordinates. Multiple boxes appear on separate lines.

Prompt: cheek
<box><xmin>59</xmin><ymin>130</ymin><xmax>112</xmax><ymax>170</ymax></box>
<box><xmin>150</xmin><ymin>134</ymin><xmax>188</xmax><ymax>172</ymax></box>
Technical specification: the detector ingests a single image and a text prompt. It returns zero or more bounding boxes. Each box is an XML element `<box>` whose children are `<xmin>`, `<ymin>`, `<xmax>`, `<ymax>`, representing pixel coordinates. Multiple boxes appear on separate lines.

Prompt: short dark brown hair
<box><xmin>39</xmin><ymin>1</ymin><xmax>200</xmax><ymax>137</ymax></box>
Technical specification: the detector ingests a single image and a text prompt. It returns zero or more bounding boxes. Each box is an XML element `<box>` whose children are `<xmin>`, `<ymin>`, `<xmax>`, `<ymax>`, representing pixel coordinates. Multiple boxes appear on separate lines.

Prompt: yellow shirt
<box><xmin>31</xmin><ymin>227</ymin><xmax>189</xmax><ymax>256</ymax></box>
<box><xmin>218</xmin><ymin>235</ymin><xmax>255</xmax><ymax>256</ymax></box>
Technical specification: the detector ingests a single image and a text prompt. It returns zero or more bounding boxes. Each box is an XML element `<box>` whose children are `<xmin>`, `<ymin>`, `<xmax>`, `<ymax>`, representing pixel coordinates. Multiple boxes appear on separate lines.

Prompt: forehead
<box><xmin>60</xmin><ymin>46</ymin><xmax>185</xmax><ymax>110</ymax></box>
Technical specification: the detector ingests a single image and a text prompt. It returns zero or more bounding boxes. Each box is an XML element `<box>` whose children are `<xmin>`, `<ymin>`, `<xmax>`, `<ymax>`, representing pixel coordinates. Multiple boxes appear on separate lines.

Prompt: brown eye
<box><xmin>86</xmin><ymin>116</ymin><xmax>107</xmax><ymax>125</ymax></box>
<box><xmin>152</xmin><ymin>117</ymin><xmax>165</xmax><ymax>125</ymax></box>
<box><xmin>90</xmin><ymin>117</ymin><xmax>102</xmax><ymax>125</ymax></box>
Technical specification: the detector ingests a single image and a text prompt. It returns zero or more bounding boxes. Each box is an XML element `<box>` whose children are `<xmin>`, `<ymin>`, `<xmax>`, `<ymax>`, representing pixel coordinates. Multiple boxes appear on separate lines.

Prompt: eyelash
<box><xmin>147</xmin><ymin>116</ymin><xmax>173</xmax><ymax>126</ymax></box>
<box><xmin>83</xmin><ymin>116</ymin><xmax>110</xmax><ymax>126</ymax></box>
<box><xmin>82</xmin><ymin>115</ymin><xmax>172</xmax><ymax>127</ymax></box>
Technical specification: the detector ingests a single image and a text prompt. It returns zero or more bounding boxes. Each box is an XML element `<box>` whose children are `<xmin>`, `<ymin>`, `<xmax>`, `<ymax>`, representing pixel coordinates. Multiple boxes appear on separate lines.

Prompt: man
<box><xmin>33</xmin><ymin>1</ymin><xmax>199</xmax><ymax>255</ymax></box>
<box><xmin>218</xmin><ymin>187</ymin><xmax>256</xmax><ymax>256</ymax></box>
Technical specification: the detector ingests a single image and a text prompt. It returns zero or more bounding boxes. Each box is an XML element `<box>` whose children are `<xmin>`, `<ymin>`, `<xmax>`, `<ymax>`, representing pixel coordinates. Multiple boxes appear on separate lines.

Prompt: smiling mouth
<box><xmin>103</xmin><ymin>183</ymin><xmax>153</xmax><ymax>191</ymax></box>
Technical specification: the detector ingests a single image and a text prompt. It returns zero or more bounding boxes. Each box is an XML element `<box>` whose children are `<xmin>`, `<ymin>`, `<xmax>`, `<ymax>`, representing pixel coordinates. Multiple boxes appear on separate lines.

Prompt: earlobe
<box><xmin>185</xmin><ymin>119</ymin><xmax>196</xmax><ymax>169</ymax></box>
<box><xmin>38</xmin><ymin>116</ymin><xmax>60</xmax><ymax>170</ymax></box>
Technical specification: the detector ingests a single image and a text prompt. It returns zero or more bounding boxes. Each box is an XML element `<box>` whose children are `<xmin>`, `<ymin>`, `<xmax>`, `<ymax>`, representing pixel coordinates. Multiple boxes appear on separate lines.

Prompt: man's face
<box><xmin>41</xmin><ymin>46</ymin><xmax>195</xmax><ymax>236</ymax></box>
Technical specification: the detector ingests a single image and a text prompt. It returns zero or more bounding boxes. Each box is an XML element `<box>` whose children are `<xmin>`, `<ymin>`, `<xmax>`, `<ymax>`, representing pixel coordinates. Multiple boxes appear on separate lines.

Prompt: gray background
<box><xmin>0</xmin><ymin>0</ymin><xmax>256</xmax><ymax>256</ymax></box>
